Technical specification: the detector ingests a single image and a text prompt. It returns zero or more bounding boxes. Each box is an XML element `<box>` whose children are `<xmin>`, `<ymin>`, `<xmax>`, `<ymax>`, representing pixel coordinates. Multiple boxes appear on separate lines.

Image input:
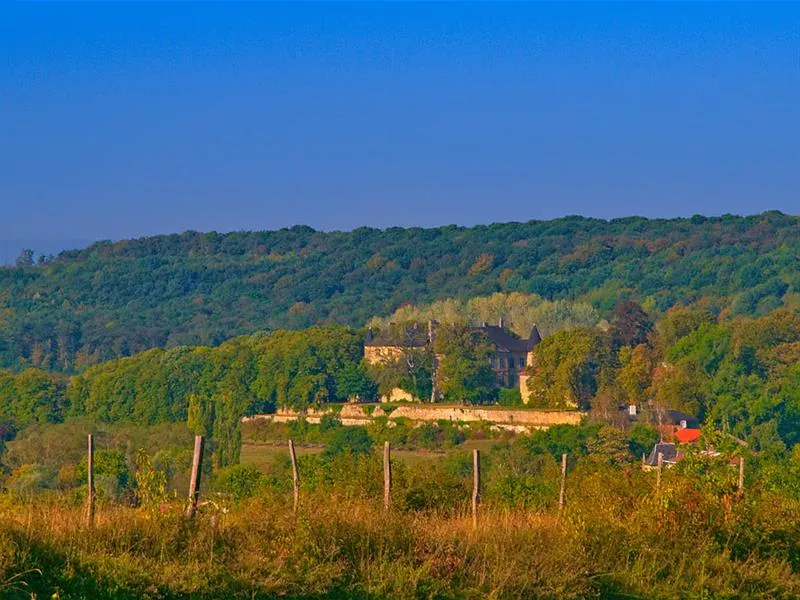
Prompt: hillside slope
<box><xmin>1</xmin><ymin>212</ymin><xmax>797</xmax><ymax>371</ymax></box>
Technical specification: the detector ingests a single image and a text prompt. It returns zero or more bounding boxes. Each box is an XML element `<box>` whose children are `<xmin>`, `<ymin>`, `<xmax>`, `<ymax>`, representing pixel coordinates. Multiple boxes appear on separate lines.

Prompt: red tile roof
<box><xmin>674</xmin><ymin>428</ymin><xmax>701</xmax><ymax>444</ymax></box>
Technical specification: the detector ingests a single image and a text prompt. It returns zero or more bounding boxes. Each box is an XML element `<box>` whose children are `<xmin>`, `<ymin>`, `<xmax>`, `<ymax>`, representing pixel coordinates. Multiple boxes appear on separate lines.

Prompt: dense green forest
<box><xmin>2</xmin><ymin>212</ymin><xmax>798</xmax><ymax>371</ymax></box>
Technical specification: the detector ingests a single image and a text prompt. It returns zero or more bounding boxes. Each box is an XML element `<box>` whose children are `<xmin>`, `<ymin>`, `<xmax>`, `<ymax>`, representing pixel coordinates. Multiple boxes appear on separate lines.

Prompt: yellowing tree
<box><xmin>617</xmin><ymin>344</ymin><xmax>653</xmax><ymax>405</ymax></box>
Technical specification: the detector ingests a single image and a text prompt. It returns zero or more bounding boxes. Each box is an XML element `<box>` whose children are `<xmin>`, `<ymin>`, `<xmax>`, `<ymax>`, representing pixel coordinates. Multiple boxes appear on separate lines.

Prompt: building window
<box><xmin>508</xmin><ymin>357</ymin><xmax>515</xmax><ymax>369</ymax></box>
<box><xmin>509</xmin><ymin>372</ymin><xmax>516</xmax><ymax>387</ymax></box>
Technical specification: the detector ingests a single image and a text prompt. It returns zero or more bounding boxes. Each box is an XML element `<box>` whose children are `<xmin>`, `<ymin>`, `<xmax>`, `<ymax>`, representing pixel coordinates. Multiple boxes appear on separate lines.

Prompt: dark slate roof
<box><xmin>364</xmin><ymin>323</ymin><xmax>430</xmax><ymax>347</ymax></box>
<box><xmin>647</xmin><ymin>442</ymin><xmax>678</xmax><ymax>466</ymax></box>
<box><xmin>366</xmin><ymin>321</ymin><xmax>544</xmax><ymax>352</ymax></box>
<box><xmin>473</xmin><ymin>325</ymin><xmax>533</xmax><ymax>353</ymax></box>
<box><xmin>529</xmin><ymin>324</ymin><xmax>542</xmax><ymax>346</ymax></box>
<box><xmin>666</xmin><ymin>410</ymin><xmax>700</xmax><ymax>429</ymax></box>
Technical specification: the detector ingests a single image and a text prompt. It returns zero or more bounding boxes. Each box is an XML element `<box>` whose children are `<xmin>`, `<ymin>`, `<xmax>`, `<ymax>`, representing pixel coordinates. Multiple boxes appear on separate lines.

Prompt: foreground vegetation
<box><xmin>3</xmin><ymin>407</ymin><xmax>800</xmax><ymax>598</ymax></box>
<box><xmin>3</xmin><ymin>445</ymin><xmax>800</xmax><ymax>599</ymax></box>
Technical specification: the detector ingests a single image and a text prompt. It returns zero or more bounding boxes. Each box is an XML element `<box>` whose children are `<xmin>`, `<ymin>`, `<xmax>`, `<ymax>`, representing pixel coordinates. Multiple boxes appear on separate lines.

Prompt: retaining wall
<box><xmin>244</xmin><ymin>403</ymin><xmax>583</xmax><ymax>431</ymax></box>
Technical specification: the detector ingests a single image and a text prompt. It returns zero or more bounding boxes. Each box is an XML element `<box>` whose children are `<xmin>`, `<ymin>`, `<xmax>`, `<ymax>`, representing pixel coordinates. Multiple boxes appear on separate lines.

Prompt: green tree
<box><xmin>0</xmin><ymin>369</ymin><xmax>68</xmax><ymax>429</ymax></box>
<box><xmin>587</xmin><ymin>426</ymin><xmax>630</xmax><ymax>464</ymax></box>
<box><xmin>368</xmin><ymin>347</ymin><xmax>433</xmax><ymax>401</ymax></box>
<box><xmin>653</xmin><ymin>307</ymin><xmax>715</xmax><ymax>352</ymax></box>
<box><xmin>434</xmin><ymin>325</ymin><xmax>497</xmax><ymax>404</ymax></box>
<box><xmin>14</xmin><ymin>248</ymin><xmax>34</xmax><ymax>268</ymax></box>
<box><xmin>526</xmin><ymin>329</ymin><xmax>602</xmax><ymax>409</ymax></box>
<box><xmin>335</xmin><ymin>361</ymin><xmax>377</xmax><ymax>401</ymax></box>
<box><xmin>78</xmin><ymin>448</ymin><xmax>129</xmax><ymax>499</ymax></box>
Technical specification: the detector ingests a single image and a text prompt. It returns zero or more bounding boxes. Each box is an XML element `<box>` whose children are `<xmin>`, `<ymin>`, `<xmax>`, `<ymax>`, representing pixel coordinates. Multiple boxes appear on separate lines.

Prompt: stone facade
<box><xmin>519</xmin><ymin>373</ymin><xmax>532</xmax><ymax>404</ymax></box>
<box><xmin>363</xmin><ymin>345</ymin><xmax>405</xmax><ymax>365</ymax></box>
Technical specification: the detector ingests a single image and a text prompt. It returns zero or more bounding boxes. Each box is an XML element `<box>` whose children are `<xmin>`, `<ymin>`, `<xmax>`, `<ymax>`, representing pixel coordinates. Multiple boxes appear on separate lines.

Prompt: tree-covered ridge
<box><xmin>1</xmin><ymin>211</ymin><xmax>798</xmax><ymax>371</ymax></box>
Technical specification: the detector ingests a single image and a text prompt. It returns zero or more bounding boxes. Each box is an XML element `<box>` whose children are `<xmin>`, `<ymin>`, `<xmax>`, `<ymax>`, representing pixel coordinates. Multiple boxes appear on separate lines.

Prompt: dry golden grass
<box><xmin>3</xmin><ymin>461</ymin><xmax>800</xmax><ymax>599</ymax></box>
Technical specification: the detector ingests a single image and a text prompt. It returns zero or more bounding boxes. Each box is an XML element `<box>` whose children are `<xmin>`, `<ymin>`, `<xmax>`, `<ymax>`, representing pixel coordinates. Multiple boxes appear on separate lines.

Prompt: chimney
<box><xmin>428</xmin><ymin>320</ymin><xmax>436</xmax><ymax>344</ymax></box>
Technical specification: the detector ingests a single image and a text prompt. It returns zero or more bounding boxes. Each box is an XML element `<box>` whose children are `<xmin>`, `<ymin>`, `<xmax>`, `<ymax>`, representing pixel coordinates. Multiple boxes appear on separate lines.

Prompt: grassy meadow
<box><xmin>4</xmin><ymin>435</ymin><xmax>800</xmax><ymax>599</ymax></box>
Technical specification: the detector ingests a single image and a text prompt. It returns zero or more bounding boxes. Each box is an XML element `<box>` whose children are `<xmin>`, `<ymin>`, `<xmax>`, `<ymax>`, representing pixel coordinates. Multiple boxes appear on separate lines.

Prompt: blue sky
<box><xmin>1</xmin><ymin>2</ymin><xmax>798</xmax><ymax>245</ymax></box>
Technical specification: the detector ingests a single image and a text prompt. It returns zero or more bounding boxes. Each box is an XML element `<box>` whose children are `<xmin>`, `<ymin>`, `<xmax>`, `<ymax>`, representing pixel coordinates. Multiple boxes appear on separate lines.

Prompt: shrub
<box><xmin>498</xmin><ymin>388</ymin><xmax>524</xmax><ymax>407</ymax></box>
<box><xmin>324</xmin><ymin>426</ymin><xmax>373</xmax><ymax>457</ymax></box>
<box><xmin>78</xmin><ymin>449</ymin><xmax>130</xmax><ymax>500</ymax></box>
<box><xmin>319</xmin><ymin>413</ymin><xmax>342</xmax><ymax>434</ymax></box>
<box><xmin>408</xmin><ymin>423</ymin><xmax>443</xmax><ymax>450</ymax></box>
<box><xmin>134</xmin><ymin>450</ymin><xmax>170</xmax><ymax>509</ymax></box>
<box><xmin>6</xmin><ymin>464</ymin><xmax>57</xmax><ymax>498</ymax></box>
<box><xmin>627</xmin><ymin>424</ymin><xmax>658</xmax><ymax>459</ymax></box>
<box><xmin>215</xmin><ymin>464</ymin><xmax>265</xmax><ymax>501</ymax></box>
<box><xmin>485</xmin><ymin>442</ymin><xmax>560</xmax><ymax>509</ymax></box>
<box><xmin>395</xmin><ymin>460</ymin><xmax>470</xmax><ymax>513</ymax></box>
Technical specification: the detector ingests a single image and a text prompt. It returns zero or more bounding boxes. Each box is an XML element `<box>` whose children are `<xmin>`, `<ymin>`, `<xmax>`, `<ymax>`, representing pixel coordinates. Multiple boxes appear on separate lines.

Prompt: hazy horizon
<box><xmin>1</xmin><ymin>208</ymin><xmax>796</xmax><ymax>266</ymax></box>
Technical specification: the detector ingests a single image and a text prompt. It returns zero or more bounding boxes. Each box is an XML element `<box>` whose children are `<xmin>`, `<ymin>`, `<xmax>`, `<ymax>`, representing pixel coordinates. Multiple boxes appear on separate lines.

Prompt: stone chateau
<box><xmin>364</xmin><ymin>319</ymin><xmax>542</xmax><ymax>402</ymax></box>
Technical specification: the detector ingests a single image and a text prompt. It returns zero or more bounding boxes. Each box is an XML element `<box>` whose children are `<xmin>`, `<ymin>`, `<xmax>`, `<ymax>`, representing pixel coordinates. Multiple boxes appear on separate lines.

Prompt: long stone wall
<box><xmin>244</xmin><ymin>403</ymin><xmax>583</xmax><ymax>431</ymax></box>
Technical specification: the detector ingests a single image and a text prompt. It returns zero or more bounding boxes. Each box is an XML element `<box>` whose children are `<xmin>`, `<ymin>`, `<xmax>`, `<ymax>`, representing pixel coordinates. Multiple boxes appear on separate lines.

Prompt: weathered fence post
<box><xmin>383</xmin><ymin>441</ymin><xmax>391</xmax><ymax>511</ymax></box>
<box><xmin>656</xmin><ymin>451</ymin><xmax>663</xmax><ymax>491</ymax></box>
<box><xmin>289</xmin><ymin>439</ymin><xmax>300</xmax><ymax>515</ymax></box>
<box><xmin>185</xmin><ymin>435</ymin><xmax>204</xmax><ymax>518</ymax></box>
<box><xmin>472</xmin><ymin>449</ymin><xmax>480</xmax><ymax>529</ymax></box>
<box><xmin>558</xmin><ymin>452</ymin><xmax>568</xmax><ymax>511</ymax></box>
<box><xmin>85</xmin><ymin>433</ymin><xmax>95</xmax><ymax>528</ymax></box>
<box><xmin>738</xmin><ymin>456</ymin><xmax>745</xmax><ymax>493</ymax></box>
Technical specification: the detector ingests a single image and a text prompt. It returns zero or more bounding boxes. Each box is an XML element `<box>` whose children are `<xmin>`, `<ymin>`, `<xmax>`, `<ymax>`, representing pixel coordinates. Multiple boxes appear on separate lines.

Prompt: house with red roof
<box><xmin>674</xmin><ymin>428</ymin><xmax>702</xmax><ymax>444</ymax></box>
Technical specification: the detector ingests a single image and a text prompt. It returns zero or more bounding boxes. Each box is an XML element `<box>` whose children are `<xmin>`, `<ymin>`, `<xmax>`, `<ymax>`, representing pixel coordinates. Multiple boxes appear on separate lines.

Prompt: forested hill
<box><xmin>2</xmin><ymin>211</ymin><xmax>798</xmax><ymax>372</ymax></box>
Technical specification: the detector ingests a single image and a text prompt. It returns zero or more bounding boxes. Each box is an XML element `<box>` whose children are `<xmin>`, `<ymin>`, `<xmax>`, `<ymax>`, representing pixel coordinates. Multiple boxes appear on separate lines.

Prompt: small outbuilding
<box><xmin>645</xmin><ymin>442</ymin><xmax>680</xmax><ymax>468</ymax></box>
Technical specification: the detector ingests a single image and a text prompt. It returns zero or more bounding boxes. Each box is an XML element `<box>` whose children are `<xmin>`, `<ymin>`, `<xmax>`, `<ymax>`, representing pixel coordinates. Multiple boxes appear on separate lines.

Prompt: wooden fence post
<box><xmin>656</xmin><ymin>451</ymin><xmax>663</xmax><ymax>491</ymax></box>
<box><xmin>85</xmin><ymin>434</ymin><xmax>95</xmax><ymax>528</ymax></box>
<box><xmin>472</xmin><ymin>449</ymin><xmax>480</xmax><ymax>529</ymax></box>
<box><xmin>558</xmin><ymin>453</ymin><xmax>568</xmax><ymax>511</ymax></box>
<box><xmin>289</xmin><ymin>439</ymin><xmax>300</xmax><ymax>515</ymax></box>
<box><xmin>383</xmin><ymin>441</ymin><xmax>391</xmax><ymax>511</ymax></box>
<box><xmin>738</xmin><ymin>456</ymin><xmax>745</xmax><ymax>493</ymax></box>
<box><xmin>185</xmin><ymin>435</ymin><xmax>204</xmax><ymax>518</ymax></box>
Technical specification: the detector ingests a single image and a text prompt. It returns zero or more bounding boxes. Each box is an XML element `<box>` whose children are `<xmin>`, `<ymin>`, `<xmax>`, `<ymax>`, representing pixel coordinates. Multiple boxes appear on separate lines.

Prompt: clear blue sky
<box><xmin>1</xmin><ymin>2</ymin><xmax>798</xmax><ymax>243</ymax></box>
